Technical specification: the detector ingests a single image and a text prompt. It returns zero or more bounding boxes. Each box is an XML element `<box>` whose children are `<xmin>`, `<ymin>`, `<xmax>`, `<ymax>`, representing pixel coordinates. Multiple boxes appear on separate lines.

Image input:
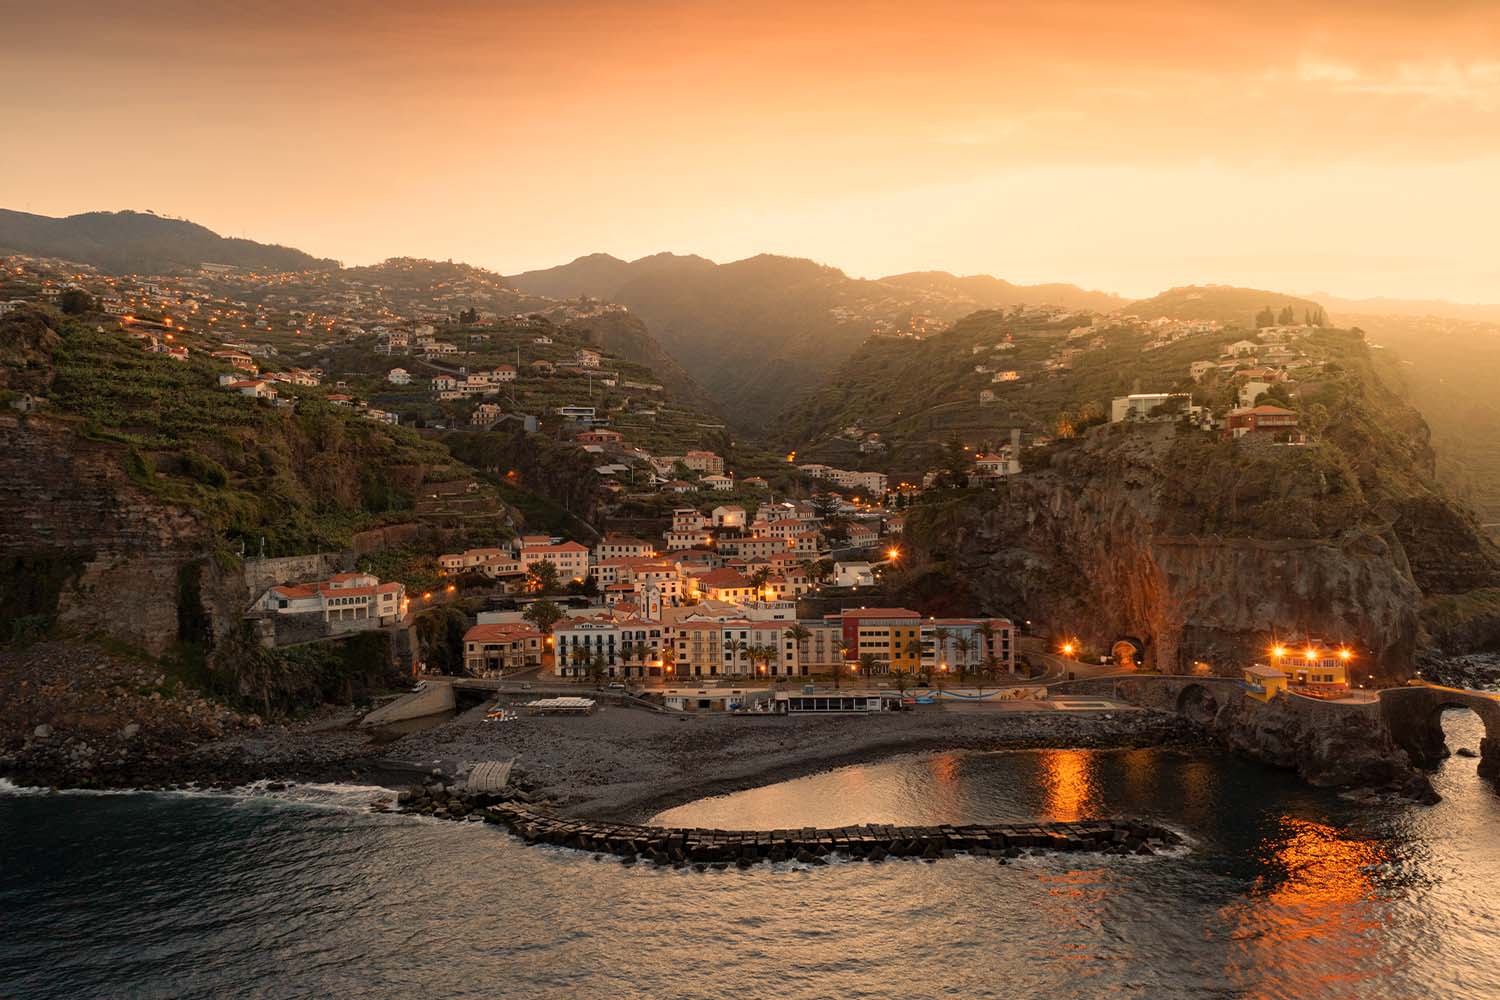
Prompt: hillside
<box><xmin>1126</xmin><ymin>285</ymin><xmax>1324</xmax><ymax>328</ymax></box>
<box><xmin>1343</xmin><ymin>314</ymin><xmax>1500</xmax><ymax>528</ymax></box>
<box><xmin>0</xmin><ymin>209</ymin><xmax>336</xmax><ymax>275</ymax></box>
<box><xmin>0</xmin><ymin>306</ymin><xmax>520</xmax><ymax>651</ymax></box>
<box><xmin>881</xmin><ymin>322</ymin><xmax>1500</xmax><ymax>677</ymax></box>
<box><xmin>510</xmin><ymin>252</ymin><xmax>1120</xmax><ymax>428</ymax></box>
<box><xmin>879</xmin><ymin>271</ymin><xmax>1124</xmax><ymax>313</ymax></box>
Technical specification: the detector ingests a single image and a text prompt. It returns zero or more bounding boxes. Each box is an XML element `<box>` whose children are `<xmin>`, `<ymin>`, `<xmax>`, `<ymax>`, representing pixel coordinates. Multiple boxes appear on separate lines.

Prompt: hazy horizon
<box><xmin>4</xmin><ymin>0</ymin><xmax>1498</xmax><ymax>302</ymax></box>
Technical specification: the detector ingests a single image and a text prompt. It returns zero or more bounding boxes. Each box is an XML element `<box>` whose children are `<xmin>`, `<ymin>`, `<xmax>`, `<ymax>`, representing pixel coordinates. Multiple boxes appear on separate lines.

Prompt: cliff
<box><xmin>900</xmin><ymin>418</ymin><xmax>1499</xmax><ymax>677</ymax></box>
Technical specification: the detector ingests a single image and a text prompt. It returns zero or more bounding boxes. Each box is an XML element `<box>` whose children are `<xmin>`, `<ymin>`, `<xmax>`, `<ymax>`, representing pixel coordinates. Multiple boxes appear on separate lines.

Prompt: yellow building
<box><xmin>1244</xmin><ymin>664</ymin><xmax>1288</xmax><ymax>701</ymax></box>
<box><xmin>1267</xmin><ymin>640</ymin><xmax>1351</xmax><ymax>688</ymax></box>
<box><xmin>831</xmin><ymin>608</ymin><xmax>923</xmax><ymax>674</ymax></box>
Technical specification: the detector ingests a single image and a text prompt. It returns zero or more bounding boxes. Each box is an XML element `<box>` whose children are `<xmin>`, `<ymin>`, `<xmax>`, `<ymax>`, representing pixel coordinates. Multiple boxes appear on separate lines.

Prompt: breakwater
<box><xmin>480</xmin><ymin>801</ymin><xmax>1182</xmax><ymax>868</ymax></box>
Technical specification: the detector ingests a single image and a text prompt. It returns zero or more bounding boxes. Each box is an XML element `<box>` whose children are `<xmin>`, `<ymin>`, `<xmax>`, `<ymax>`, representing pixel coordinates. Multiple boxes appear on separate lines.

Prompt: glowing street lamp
<box><xmin>886</xmin><ymin>546</ymin><xmax>901</xmax><ymax>561</ymax></box>
<box><xmin>1271</xmin><ymin>644</ymin><xmax>1287</xmax><ymax>659</ymax></box>
<box><xmin>1060</xmin><ymin>641</ymin><xmax>1076</xmax><ymax>658</ymax></box>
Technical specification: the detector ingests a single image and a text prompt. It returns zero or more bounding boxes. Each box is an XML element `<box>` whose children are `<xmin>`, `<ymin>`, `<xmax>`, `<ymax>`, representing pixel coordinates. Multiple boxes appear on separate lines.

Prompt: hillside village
<box><xmin>0</xmin><ymin>246</ymin><xmax>1474</xmax><ymax>713</ymax></box>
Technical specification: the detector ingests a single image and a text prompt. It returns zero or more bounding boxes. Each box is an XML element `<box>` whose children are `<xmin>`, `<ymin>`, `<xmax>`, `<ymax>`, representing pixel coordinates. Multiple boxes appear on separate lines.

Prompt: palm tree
<box><xmin>890</xmin><ymin>665</ymin><xmax>912</xmax><ymax>696</ymax></box>
<box><xmin>724</xmin><ymin>638</ymin><xmax>749</xmax><ymax>676</ymax></box>
<box><xmin>976</xmin><ymin>621</ymin><xmax>995</xmax><ymax>665</ymax></box>
<box><xmin>857</xmin><ymin>652</ymin><xmax>881</xmax><ymax>682</ymax></box>
<box><xmin>904</xmin><ymin>637</ymin><xmax>923</xmax><ymax>674</ymax></box>
<box><xmin>835</xmin><ymin>639</ymin><xmax>854</xmax><ymax>689</ymax></box>
<box><xmin>748</xmin><ymin>566</ymin><xmax>772</xmax><ymax>599</ymax></box>
<box><xmin>784</xmin><ymin>624</ymin><xmax>811</xmax><ymax>677</ymax></box>
<box><xmin>954</xmin><ymin>635</ymin><xmax>974</xmax><ymax>684</ymax></box>
<box><xmin>980</xmin><ymin>655</ymin><xmax>1001</xmax><ymax>693</ymax></box>
<box><xmin>933</xmin><ymin>627</ymin><xmax>951</xmax><ymax>672</ymax></box>
<box><xmin>585</xmin><ymin>649</ymin><xmax>607</xmax><ymax>687</ymax></box>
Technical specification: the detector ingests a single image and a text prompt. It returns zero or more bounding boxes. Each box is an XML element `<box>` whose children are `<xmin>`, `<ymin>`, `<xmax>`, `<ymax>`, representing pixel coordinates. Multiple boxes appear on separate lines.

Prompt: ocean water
<box><xmin>4</xmin><ymin>711</ymin><xmax>1500</xmax><ymax>999</ymax></box>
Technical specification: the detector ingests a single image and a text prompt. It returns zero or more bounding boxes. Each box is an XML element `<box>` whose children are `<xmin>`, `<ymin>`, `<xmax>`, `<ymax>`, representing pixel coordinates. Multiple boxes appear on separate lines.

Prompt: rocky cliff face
<box><xmin>901</xmin><ymin>422</ymin><xmax>1490</xmax><ymax>677</ymax></box>
<box><xmin>0</xmin><ymin>413</ymin><xmax>248</xmax><ymax>653</ymax></box>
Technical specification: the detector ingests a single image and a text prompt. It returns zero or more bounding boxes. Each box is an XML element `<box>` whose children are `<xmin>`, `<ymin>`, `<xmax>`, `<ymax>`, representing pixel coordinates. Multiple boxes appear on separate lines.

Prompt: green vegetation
<box><xmin>39</xmin><ymin>318</ymin><xmax>474</xmax><ymax>554</ymax></box>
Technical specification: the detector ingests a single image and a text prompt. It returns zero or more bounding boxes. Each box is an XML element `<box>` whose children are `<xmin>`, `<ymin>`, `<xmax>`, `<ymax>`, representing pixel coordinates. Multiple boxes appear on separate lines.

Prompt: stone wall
<box><xmin>242</xmin><ymin>552</ymin><xmax>347</xmax><ymax>597</ymax></box>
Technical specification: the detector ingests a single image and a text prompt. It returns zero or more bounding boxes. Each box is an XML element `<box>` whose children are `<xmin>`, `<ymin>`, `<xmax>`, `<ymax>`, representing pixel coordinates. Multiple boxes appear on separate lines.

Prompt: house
<box><xmin>226</xmin><ymin>378</ymin><xmax>277</xmax><ymax>399</ymax></box>
<box><xmin>701</xmin><ymin>474</ymin><xmax>735</xmax><ymax>492</ymax></box>
<box><xmin>1266</xmin><ymin>640</ymin><xmax>1351</xmax><ymax>690</ymax></box>
<box><xmin>594</xmin><ymin>535</ymin><xmax>655</xmax><ymax>561</ymax></box>
<box><xmin>845</xmin><ymin>522</ymin><xmax>879</xmax><ymax>547</ymax></box>
<box><xmin>673</xmin><ymin>508</ymin><xmax>709</xmax><ymax>532</ymax></box>
<box><xmin>834</xmin><ymin>561</ymin><xmax>876</xmax><ymax>587</ymax></box>
<box><xmin>682</xmin><ymin>451</ymin><xmax>725</xmax><ymax>475</ymax></box>
<box><xmin>920</xmin><ymin>617</ymin><xmax>1016</xmax><ymax>672</ymax></box>
<box><xmin>472</xmin><ymin>402</ymin><xmax>506</xmax><ymax>426</ymax></box>
<box><xmin>972</xmin><ymin>451</ymin><xmax>1020</xmax><ymax>480</ymax></box>
<box><xmin>1109</xmin><ymin>393</ymin><xmax>1198</xmax><ymax>423</ymax></box>
<box><xmin>463</xmin><ymin>623</ymin><xmax>544</xmax><ymax>675</ymax></box>
<box><xmin>253</xmin><ymin>571</ymin><xmax>408</xmax><ymax>627</ymax></box>
<box><xmin>1244</xmin><ymin>664</ymin><xmax>1288</xmax><ymax>702</ymax></box>
<box><xmin>688</xmin><ymin>568</ymin><xmax>756</xmax><ymax>604</ymax></box>
<box><xmin>493</xmin><ymin>364</ymin><xmax>518</xmax><ymax>382</ymax></box>
<box><xmin>1189</xmin><ymin>360</ymin><xmax>1216</xmax><ymax>381</ymax></box>
<box><xmin>439</xmin><ymin>547</ymin><xmax>524</xmax><ymax>580</ymax></box>
<box><xmin>578</xmin><ymin>429</ymin><xmax>624</xmax><ymax>447</ymax></box>
<box><xmin>712</xmin><ymin>505</ymin><xmax>746</xmax><ymax>528</ymax></box>
<box><xmin>1238</xmin><ymin>381</ymin><xmax>1274</xmax><ymax>407</ymax></box>
<box><xmin>1225</xmin><ymin>405</ymin><xmax>1300</xmax><ymax>439</ymax></box>
<box><xmin>825</xmin><ymin>607</ymin><xmax>923</xmax><ymax>673</ymax></box>
<box><xmin>576</xmin><ymin>348</ymin><xmax>603</xmax><ymax>368</ymax></box>
<box><xmin>1225</xmin><ymin>339</ymin><xmax>1259</xmax><ymax>357</ymax></box>
<box><xmin>519</xmin><ymin>541</ymin><xmax>591</xmax><ymax>583</ymax></box>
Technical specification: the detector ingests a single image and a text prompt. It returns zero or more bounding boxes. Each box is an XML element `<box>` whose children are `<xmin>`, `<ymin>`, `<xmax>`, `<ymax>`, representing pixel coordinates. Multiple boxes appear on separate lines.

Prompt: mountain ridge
<box><xmin>0</xmin><ymin>209</ymin><xmax>337</xmax><ymax>275</ymax></box>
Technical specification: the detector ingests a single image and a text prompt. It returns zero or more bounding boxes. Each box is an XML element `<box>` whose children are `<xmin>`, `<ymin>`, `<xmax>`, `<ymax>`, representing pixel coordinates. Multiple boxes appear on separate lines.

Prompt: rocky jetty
<box><xmin>478</xmin><ymin>802</ymin><xmax>1182</xmax><ymax>868</ymax></box>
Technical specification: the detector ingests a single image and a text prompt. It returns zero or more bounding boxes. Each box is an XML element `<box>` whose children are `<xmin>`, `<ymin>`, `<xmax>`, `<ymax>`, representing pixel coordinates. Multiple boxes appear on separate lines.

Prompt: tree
<box><xmin>890</xmin><ymin>666</ymin><xmax>912</xmax><ymax>696</ymax></box>
<box><xmin>807</xmin><ymin>558</ymin><xmax>835</xmax><ymax>585</ymax></box>
<box><xmin>1255</xmin><ymin>306</ymin><xmax>1277</xmax><ymax>328</ymax></box>
<box><xmin>584</xmin><ymin>649</ymin><xmax>607</xmax><ymax>686</ymax></box>
<box><xmin>784</xmin><ymin>624</ymin><xmax>810</xmax><ymax>674</ymax></box>
<box><xmin>58</xmin><ymin>289</ymin><xmax>96</xmax><ymax>315</ymax></box>
<box><xmin>1277</xmin><ymin>305</ymin><xmax>1296</xmax><ymax>325</ymax></box>
<box><xmin>935</xmin><ymin>439</ymin><xmax>972</xmax><ymax>488</ymax></box>
<box><xmin>933</xmin><ymin>627</ymin><xmax>951</xmax><ymax>670</ymax></box>
<box><xmin>522</xmin><ymin>598</ymin><xmax>564</xmax><ymax>636</ymax></box>
<box><xmin>835</xmin><ymin>640</ymin><xmax>854</xmax><ymax>689</ymax></box>
<box><xmin>980</xmin><ymin>656</ymin><xmax>1001</xmax><ymax>693</ymax></box>
<box><xmin>748</xmin><ymin>566</ymin><xmax>772</xmax><ymax>599</ymax></box>
<box><xmin>953</xmin><ymin>635</ymin><xmax>974</xmax><ymax>683</ymax></box>
<box><xmin>857</xmin><ymin>652</ymin><xmax>881</xmax><ymax>682</ymax></box>
<box><xmin>724</xmin><ymin>638</ymin><xmax>748</xmax><ymax>675</ymax></box>
<box><xmin>527</xmin><ymin>559</ymin><xmax>560</xmax><ymax>594</ymax></box>
<box><xmin>809</xmin><ymin>493</ymin><xmax>842</xmax><ymax>521</ymax></box>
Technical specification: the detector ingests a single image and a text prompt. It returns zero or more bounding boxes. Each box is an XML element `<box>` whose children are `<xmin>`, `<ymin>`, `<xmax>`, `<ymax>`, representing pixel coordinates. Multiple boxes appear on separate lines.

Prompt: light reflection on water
<box><xmin>3</xmin><ymin>711</ymin><xmax>1500</xmax><ymax>999</ymax></box>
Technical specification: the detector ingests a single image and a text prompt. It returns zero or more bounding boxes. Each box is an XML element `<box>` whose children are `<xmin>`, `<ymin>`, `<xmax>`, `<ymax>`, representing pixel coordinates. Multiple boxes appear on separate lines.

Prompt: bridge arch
<box><xmin>1380</xmin><ymin>685</ymin><xmax>1500</xmax><ymax>781</ymax></box>
<box><xmin>1175</xmin><ymin>683</ymin><xmax>1221</xmax><ymax>727</ymax></box>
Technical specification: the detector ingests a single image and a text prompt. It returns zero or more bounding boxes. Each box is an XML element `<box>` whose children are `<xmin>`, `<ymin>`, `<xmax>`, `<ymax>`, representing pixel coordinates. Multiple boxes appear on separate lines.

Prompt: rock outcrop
<box><xmin>902</xmin><ymin>422</ymin><xmax>1497</xmax><ymax>679</ymax></box>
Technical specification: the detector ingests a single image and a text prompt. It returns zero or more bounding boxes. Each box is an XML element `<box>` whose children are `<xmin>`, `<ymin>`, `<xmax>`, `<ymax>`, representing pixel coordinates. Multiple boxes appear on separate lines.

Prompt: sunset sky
<box><xmin>3</xmin><ymin>0</ymin><xmax>1498</xmax><ymax>300</ymax></box>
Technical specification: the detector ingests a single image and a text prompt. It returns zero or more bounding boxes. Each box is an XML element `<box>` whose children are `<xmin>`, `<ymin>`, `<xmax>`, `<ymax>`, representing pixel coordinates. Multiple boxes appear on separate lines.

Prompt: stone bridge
<box><xmin>1050</xmin><ymin>674</ymin><xmax>1500</xmax><ymax>786</ymax></box>
<box><xmin>1379</xmin><ymin>684</ymin><xmax>1500</xmax><ymax>779</ymax></box>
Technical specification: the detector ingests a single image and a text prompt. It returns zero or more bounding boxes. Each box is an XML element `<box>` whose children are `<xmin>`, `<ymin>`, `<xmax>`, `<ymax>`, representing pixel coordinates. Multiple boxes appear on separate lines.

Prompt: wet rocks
<box><xmin>478</xmin><ymin>803</ymin><xmax>1182</xmax><ymax>871</ymax></box>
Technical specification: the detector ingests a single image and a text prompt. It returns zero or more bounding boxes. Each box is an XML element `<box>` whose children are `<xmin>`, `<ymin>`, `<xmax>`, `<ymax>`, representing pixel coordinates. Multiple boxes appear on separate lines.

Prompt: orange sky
<box><xmin>3</xmin><ymin>0</ymin><xmax>1498</xmax><ymax>299</ymax></box>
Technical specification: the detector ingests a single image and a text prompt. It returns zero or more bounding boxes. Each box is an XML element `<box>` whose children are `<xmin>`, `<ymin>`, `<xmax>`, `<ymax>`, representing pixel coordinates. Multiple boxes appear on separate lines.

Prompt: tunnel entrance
<box><xmin>1112</xmin><ymin>637</ymin><xmax>1144</xmax><ymax>669</ymax></box>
